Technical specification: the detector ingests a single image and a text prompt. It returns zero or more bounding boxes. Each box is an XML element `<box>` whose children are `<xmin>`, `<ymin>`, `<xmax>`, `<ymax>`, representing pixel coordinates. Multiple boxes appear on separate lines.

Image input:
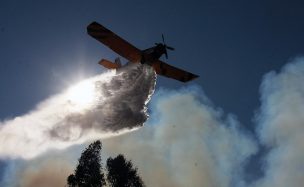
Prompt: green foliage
<box><xmin>106</xmin><ymin>154</ymin><xmax>145</xmax><ymax>187</ymax></box>
<box><xmin>67</xmin><ymin>141</ymin><xmax>145</xmax><ymax>187</ymax></box>
<box><xmin>67</xmin><ymin>140</ymin><xmax>106</xmax><ymax>187</ymax></box>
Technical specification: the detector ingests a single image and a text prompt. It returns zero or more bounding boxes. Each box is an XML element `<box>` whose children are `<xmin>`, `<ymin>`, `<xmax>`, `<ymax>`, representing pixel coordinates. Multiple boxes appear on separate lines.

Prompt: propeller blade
<box><xmin>160</xmin><ymin>34</ymin><xmax>173</xmax><ymax>59</ymax></box>
<box><xmin>166</xmin><ymin>46</ymin><xmax>175</xmax><ymax>50</ymax></box>
<box><xmin>165</xmin><ymin>49</ymin><xmax>168</xmax><ymax>59</ymax></box>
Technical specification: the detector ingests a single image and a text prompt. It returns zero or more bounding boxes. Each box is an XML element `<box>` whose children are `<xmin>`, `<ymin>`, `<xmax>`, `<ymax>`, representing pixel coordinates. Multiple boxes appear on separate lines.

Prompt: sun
<box><xmin>66</xmin><ymin>79</ymin><xmax>96</xmax><ymax>110</ymax></box>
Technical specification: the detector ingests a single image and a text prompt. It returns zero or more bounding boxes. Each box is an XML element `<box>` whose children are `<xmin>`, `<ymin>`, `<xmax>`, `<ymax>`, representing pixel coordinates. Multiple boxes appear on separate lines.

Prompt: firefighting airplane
<box><xmin>87</xmin><ymin>22</ymin><xmax>199</xmax><ymax>82</ymax></box>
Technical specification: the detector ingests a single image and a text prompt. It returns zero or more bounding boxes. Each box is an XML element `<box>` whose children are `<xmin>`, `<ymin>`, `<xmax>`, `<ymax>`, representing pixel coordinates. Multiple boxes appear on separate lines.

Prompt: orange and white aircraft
<box><xmin>87</xmin><ymin>22</ymin><xmax>199</xmax><ymax>82</ymax></box>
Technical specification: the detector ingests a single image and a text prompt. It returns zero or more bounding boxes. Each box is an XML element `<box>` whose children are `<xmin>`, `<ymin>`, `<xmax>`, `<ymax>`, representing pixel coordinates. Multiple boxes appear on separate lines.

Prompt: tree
<box><xmin>67</xmin><ymin>141</ymin><xmax>145</xmax><ymax>187</ymax></box>
<box><xmin>106</xmin><ymin>154</ymin><xmax>145</xmax><ymax>187</ymax></box>
<box><xmin>67</xmin><ymin>140</ymin><xmax>106</xmax><ymax>187</ymax></box>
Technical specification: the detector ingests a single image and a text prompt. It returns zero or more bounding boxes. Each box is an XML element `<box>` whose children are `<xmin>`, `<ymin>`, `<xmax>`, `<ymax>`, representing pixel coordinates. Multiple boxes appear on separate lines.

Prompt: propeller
<box><xmin>156</xmin><ymin>34</ymin><xmax>175</xmax><ymax>59</ymax></box>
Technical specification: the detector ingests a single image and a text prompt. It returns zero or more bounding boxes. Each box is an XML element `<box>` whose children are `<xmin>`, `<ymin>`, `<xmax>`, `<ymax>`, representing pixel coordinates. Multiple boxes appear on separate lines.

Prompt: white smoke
<box><xmin>0</xmin><ymin>63</ymin><xmax>156</xmax><ymax>159</ymax></box>
<box><xmin>5</xmin><ymin>87</ymin><xmax>257</xmax><ymax>187</ymax></box>
<box><xmin>2</xmin><ymin>57</ymin><xmax>304</xmax><ymax>187</ymax></box>
<box><xmin>101</xmin><ymin>88</ymin><xmax>257</xmax><ymax>187</ymax></box>
<box><xmin>253</xmin><ymin>57</ymin><xmax>304</xmax><ymax>187</ymax></box>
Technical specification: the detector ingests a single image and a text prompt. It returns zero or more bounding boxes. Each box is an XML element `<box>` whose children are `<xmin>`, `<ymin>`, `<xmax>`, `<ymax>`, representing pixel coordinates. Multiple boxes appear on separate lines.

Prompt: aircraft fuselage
<box><xmin>141</xmin><ymin>44</ymin><xmax>167</xmax><ymax>65</ymax></box>
<box><xmin>87</xmin><ymin>21</ymin><xmax>199</xmax><ymax>82</ymax></box>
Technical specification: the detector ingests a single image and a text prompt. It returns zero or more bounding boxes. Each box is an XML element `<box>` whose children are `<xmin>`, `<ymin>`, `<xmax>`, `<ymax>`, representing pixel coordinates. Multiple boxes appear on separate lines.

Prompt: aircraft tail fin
<box><xmin>98</xmin><ymin>58</ymin><xmax>122</xmax><ymax>69</ymax></box>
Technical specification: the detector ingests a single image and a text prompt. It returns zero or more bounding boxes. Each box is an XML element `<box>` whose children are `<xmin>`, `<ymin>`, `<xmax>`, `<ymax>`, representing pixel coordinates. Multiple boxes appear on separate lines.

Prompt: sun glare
<box><xmin>66</xmin><ymin>79</ymin><xmax>96</xmax><ymax>110</ymax></box>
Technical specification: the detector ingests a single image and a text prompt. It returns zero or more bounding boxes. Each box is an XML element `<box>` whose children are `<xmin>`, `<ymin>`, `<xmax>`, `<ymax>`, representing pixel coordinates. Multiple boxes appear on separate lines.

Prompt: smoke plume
<box><xmin>2</xmin><ymin>58</ymin><xmax>304</xmax><ymax>187</ymax></box>
<box><xmin>9</xmin><ymin>87</ymin><xmax>257</xmax><ymax>187</ymax></box>
<box><xmin>254</xmin><ymin>57</ymin><xmax>304</xmax><ymax>187</ymax></box>
<box><xmin>0</xmin><ymin>63</ymin><xmax>156</xmax><ymax>159</ymax></box>
<box><xmin>102</xmin><ymin>88</ymin><xmax>257</xmax><ymax>187</ymax></box>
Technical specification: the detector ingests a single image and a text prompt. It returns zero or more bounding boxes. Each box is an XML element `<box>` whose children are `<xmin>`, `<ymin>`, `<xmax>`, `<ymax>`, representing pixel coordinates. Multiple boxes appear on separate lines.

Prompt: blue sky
<box><xmin>1</xmin><ymin>0</ymin><xmax>304</xmax><ymax>130</ymax></box>
<box><xmin>1</xmin><ymin>0</ymin><xmax>304</xmax><ymax>186</ymax></box>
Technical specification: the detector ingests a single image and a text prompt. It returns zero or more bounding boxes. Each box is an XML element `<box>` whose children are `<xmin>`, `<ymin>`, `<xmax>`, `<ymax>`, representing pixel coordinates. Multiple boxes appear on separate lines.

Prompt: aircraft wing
<box><xmin>87</xmin><ymin>22</ymin><xmax>142</xmax><ymax>62</ymax></box>
<box><xmin>152</xmin><ymin>60</ymin><xmax>199</xmax><ymax>82</ymax></box>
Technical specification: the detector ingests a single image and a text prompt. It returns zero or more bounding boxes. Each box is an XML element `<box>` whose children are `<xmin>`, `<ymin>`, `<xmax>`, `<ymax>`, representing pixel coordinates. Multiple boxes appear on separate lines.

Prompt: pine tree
<box><xmin>67</xmin><ymin>140</ymin><xmax>106</xmax><ymax>187</ymax></box>
<box><xmin>106</xmin><ymin>154</ymin><xmax>145</xmax><ymax>187</ymax></box>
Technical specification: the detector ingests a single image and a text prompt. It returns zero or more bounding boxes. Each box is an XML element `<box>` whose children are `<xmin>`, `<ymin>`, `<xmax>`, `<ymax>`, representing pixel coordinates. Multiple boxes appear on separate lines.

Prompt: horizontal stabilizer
<box><xmin>98</xmin><ymin>59</ymin><xmax>121</xmax><ymax>69</ymax></box>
